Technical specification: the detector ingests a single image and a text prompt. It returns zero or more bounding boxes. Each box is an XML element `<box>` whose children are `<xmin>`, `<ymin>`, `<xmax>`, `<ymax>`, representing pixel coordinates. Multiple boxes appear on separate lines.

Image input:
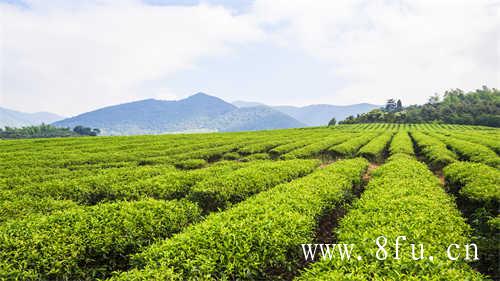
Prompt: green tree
<box><xmin>338</xmin><ymin>86</ymin><xmax>499</xmax><ymax>127</ymax></box>
<box><xmin>385</xmin><ymin>99</ymin><xmax>397</xmax><ymax>112</ymax></box>
<box><xmin>396</xmin><ymin>99</ymin><xmax>403</xmax><ymax>111</ymax></box>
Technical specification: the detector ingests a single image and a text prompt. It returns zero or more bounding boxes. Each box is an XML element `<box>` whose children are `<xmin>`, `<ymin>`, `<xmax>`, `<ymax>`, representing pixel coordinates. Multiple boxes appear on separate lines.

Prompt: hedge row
<box><xmin>357</xmin><ymin>132</ymin><xmax>394</xmax><ymax>162</ymax></box>
<box><xmin>0</xmin><ymin>191</ymin><xmax>79</xmax><ymax>223</ymax></box>
<box><xmin>0</xmin><ymin>162</ymin><xmax>246</xmax><ymax>223</ymax></box>
<box><xmin>269</xmin><ymin>139</ymin><xmax>313</xmax><ymax>156</ymax></box>
<box><xmin>240</xmin><ymin>152</ymin><xmax>271</xmax><ymax>161</ymax></box>
<box><xmin>282</xmin><ymin>134</ymin><xmax>354</xmax><ymax>159</ymax></box>
<box><xmin>444</xmin><ymin>161</ymin><xmax>500</xmax><ymax>203</ymax></box>
<box><xmin>431</xmin><ymin>133</ymin><xmax>500</xmax><ymax>168</ymax></box>
<box><xmin>328</xmin><ymin>132</ymin><xmax>380</xmax><ymax>157</ymax></box>
<box><xmin>296</xmin><ymin>154</ymin><xmax>484</xmax><ymax>280</ymax></box>
<box><xmin>0</xmin><ymin>199</ymin><xmax>202</xmax><ymax>280</ymax></box>
<box><xmin>14</xmin><ymin>161</ymin><xmax>246</xmax><ymax>205</ymax></box>
<box><xmin>188</xmin><ymin>159</ymin><xmax>319</xmax><ymax>212</ymax></box>
<box><xmin>444</xmin><ymin>161</ymin><xmax>499</xmax><ymax>278</ymax></box>
<box><xmin>238</xmin><ymin>139</ymin><xmax>291</xmax><ymax>155</ymax></box>
<box><xmin>389</xmin><ymin>130</ymin><xmax>414</xmax><ymax>156</ymax></box>
<box><xmin>410</xmin><ymin>131</ymin><xmax>457</xmax><ymax>169</ymax></box>
<box><xmin>109</xmin><ymin>158</ymin><xmax>369</xmax><ymax>280</ymax></box>
<box><xmin>450</xmin><ymin>132</ymin><xmax>500</xmax><ymax>154</ymax></box>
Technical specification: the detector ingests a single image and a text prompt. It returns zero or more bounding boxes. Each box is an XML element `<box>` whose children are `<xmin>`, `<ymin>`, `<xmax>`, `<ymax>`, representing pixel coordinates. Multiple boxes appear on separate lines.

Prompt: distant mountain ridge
<box><xmin>232</xmin><ymin>101</ymin><xmax>380</xmax><ymax>126</ymax></box>
<box><xmin>274</xmin><ymin>103</ymin><xmax>380</xmax><ymax>126</ymax></box>
<box><xmin>0</xmin><ymin>107</ymin><xmax>64</xmax><ymax>127</ymax></box>
<box><xmin>53</xmin><ymin>93</ymin><xmax>304</xmax><ymax>135</ymax></box>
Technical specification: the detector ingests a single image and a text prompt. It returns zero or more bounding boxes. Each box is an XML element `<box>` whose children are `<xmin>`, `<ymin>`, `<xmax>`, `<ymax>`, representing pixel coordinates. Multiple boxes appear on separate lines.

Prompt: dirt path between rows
<box><xmin>363</xmin><ymin>162</ymin><xmax>380</xmax><ymax>182</ymax></box>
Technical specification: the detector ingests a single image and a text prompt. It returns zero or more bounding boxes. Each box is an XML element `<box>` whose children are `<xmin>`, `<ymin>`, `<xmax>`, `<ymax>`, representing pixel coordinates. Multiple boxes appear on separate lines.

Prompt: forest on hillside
<box><xmin>339</xmin><ymin>86</ymin><xmax>500</xmax><ymax>127</ymax></box>
<box><xmin>0</xmin><ymin>124</ymin><xmax>100</xmax><ymax>139</ymax></box>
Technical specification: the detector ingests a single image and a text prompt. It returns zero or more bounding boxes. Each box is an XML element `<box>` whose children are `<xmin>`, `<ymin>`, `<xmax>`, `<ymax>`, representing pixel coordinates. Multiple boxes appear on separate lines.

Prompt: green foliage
<box><xmin>0</xmin><ymin>190</ymin><xmax>79</xmax><ymax>223</ymax></box>
<box><xmin>282</xmin><ymin>134</ymin><xmax>355</xmax><ymax>159</ymax></box>
<box><xmin>357</xmin><ymin>131</ymin><xmax>394</xmax><ymax>162</ymax></box>
<box><xmin>0</xmin><ymin>124</ymin><xmax>101</xmax><ymax>139</ymax></box>
<box><xmin>444</xmin><ymin>162</ymin><xmax>500</xmax><ymax>278</ymax></box>
<box><xmin>173</xmin><ymin>159</ymin><xmax>207</xmax><ymax>170</ymax></box>
<box><xmin>297</xmin><ymin>154</ymin><xmax>484</xmax><ymax>280</ymax></box>
<box><xmin>444</xmin><ymin>131</ymin><xmax>500</xmax><ymax>154</ymax></box>
<box><xmin>0</xmin><ymin>124</ymin><xmax>75</xmax><ymax>139</ymax></box>
<box><xmin>0</xmin><ymin>125</ymin><xmax>498</xmax><ymax>280</ymax></box>
<box><xmin>0</xmin><ymin>199</ymin><xmax>201</xmax><ymax>280</ymax></box>
<box><xmin>269</xmin><ymin>139</ymin><xmax>311</xmax><ymax>156</ymax></box>
<box><xmin>328</xmin><ymin>117</ymin><xmax>336</xmax><ymax>126</ymax></box>
<box><xmin>238</xmin><ymin>139</ymin><xmax>290</xmax><ymax>155</ymax></box>
<box><xmin>444</xmin><ymin>161</ymin><xmax>499</xmax><ymax>205</ymax></box>
<box><xmin>113</xmin><ymin>158</ymin><xmax>368</xmax><ymax>280</ymax></box>
<box><xmin>187</xmin><ymin>159</ymin><xmax>319</xmax><ymax>212</ymax></box>
<box><xmin>222</xmin><ymin>151</ymin><xmax>240</xmax><ymax>160</ymax></box>
<box><xmin>431</xmin><ymin>133</ymin><xmax>500</xmax><ymax>168</ymax></box>
<box><xmin>340</xmin><ymin>86</ymin><xmax>500</xmax><ymax>127</ymax></box>
<box><xmin>240</xmin><ymin>152</ymin><xmax>271</xmax><ymax>161</ymax></box>
<box><xmin>410</xmin><ymin>131</ymin><xmax>457</xmax><ymax>169</ymax></box>
<box><xmin>73</xmin><ymin>125</ymin><xmax>101</xmax><ymax>136</ymax></box>
<box><xmin>328</xmin><ymin>133</ymin><xmax>380</xmax><ymax>157</ymax></box>
<box><xmin>389</xmin><ymin>131</ymin><xmax>414</xmax><ymax>156</ymax></box>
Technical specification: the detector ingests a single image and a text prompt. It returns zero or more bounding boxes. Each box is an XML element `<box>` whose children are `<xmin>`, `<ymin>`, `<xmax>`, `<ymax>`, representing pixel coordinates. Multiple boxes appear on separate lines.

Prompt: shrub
<box><xmin>173</xmin><ymin>159</ymin><xmax>207</xmax><ymax>170</ymax></box>
<box><xmin>389</xmin><ymin>130</ymin><xmax>414</xmax><ymax>156</ymax></box>
<box><xmin>282</xmin><ymin>134</ymin><xmax>354</xmax><ymax>159</ymax></box>
<box><xmin>357</xmin><ymin>132</ymin><xmax>394</xmax><ymax>162</ymax></box>
<box><xmin>410</xmin><ymin>131</ymin><xmax>457</xmax><ymax>169</ymax></box>
<box><xmin>431</xmin><ymin>133</ymin><xmax>500</xmax><ymax>168</ymax></box>
<box><xmin>0</xmin><ymin>199</ymin><xmax>201</xmax><ymax>280</ymax></box>
<box><xmin>187</xmin><ymin>159</ymin><xmax>319</xmax><ymax>212</ymax></box>
<box><xmin>111</xmin><ymin>158</ymin><xmax>369</xmax><ymax>280</ymax></box>
<box><xmin>296</xmin><ymin>154</ymin><xmax>484</xmax><ymax>280</ymax></box>
<box><xmin>329</xmin><ymin>133</ymin><xmax>380</xmax><ymax>157</ymax></box>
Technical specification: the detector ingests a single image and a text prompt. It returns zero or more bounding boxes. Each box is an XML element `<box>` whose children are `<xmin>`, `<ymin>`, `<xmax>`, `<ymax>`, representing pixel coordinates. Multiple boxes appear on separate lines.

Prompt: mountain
<box><xmin>232</xmin><ymin>100</ymin><xmax>267</xmax><ymax>108</ymax></box>
<box><xmin>213</xmin><ymin>106</ymin><xmax>304</xmax><ymax>132</ymax></box>
<box><xmin>0</xmin><ymin>107</ymin><xmax>64</xmax><ymax>127</ymax></box>
<box><xmin>273</xmin><ymin>103</ymin><xmax>380</xmax><ymax>126</ymax></box>
<box><xmin>53</xmin><ymin>93</ymin><xmax>304</xmax><ymax>135</ymax></box>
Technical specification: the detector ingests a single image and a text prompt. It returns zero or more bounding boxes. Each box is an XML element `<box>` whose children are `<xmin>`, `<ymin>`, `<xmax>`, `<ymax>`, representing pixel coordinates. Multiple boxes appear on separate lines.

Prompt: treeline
<box><xmin>0</xmin><ymin>124</ymin><xmax>100</xmax><ymax>139</ymax></box>
<box><xmin>339</xmin><ymin>86</ymin><xmax>500</xmax><ymax>127</ymax></box>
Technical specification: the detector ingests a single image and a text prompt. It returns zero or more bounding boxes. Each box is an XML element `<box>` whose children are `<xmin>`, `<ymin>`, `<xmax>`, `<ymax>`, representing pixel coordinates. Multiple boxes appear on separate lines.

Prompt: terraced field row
<box><xmin>0</xmin><ymin>124</ymin><xmax>498</xmax><ymax>280</ymax></box>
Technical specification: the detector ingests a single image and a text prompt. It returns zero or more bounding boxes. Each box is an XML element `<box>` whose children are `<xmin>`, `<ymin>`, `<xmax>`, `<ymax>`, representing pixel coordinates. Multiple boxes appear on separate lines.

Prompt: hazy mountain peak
<box><xmin>232</xmin><ymin>100</ymin><xmax>267</xmax><ymax>108</ymax></box>
<box><xmin>0</xmin><ymin>107</ymin><xmax>64</xmax><ymax>127</ymax></box>
<box><xmin>54</xmin><ymin>92</ymin><xmax>300</xmax><ymax>135</ymax></box>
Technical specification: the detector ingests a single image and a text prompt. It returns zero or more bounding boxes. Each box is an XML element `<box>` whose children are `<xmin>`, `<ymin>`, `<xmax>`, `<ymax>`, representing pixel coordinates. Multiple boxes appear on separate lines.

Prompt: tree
<box><xmin>385</xmin><ymin>99</ymin><xmax>397</xmax><ymax>112</ymax></box>
<box><xmin>335</xmin><ymin>86</ymin><xmax>500</xmax><ymax>127</ymax></box>
<box><xmin>396</xmin><ymin>99</ymin><xmax>403</xmax><ymax>110</ymax></box>
<box><xmin>328</xmin><ymin>118</ymin><xmax>337</xmax><ymax>126</ymax></box>
<box><xmin>428</xmin><ymin>93</ymin><xmax>440</xmax><ymax>104</ymax></box>
<box><xmin>73</xmin><ymin>126</ymin><xmax>100</xmax><ymax>136</ymax></box>
<box><xmin>0</xmin><ymin>125</ymin><xmax>77</xmax><ymax>139</ymax></box>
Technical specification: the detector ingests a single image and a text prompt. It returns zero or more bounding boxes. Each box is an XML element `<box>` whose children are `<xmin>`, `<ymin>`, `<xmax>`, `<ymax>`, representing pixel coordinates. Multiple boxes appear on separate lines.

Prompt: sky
<box><xmin>0</xmin><ymin>0</ymin><xmax>499</xmax><ymax>116</ymax></box>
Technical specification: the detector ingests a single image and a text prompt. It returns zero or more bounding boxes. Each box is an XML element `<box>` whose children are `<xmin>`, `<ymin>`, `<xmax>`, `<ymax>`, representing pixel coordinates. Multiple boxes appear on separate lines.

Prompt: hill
<box><xmin>0</xmin><ymin>107</ymin><xmax>64</xmax><ymax>127</ymax></box>
<box><xmin>273</xmin><ymin>103</ymin><xmax>380</xmax><ymax>126</ymax></box>
<box><xmin>232</xmin><ymin>101</ymin><xmax>267</xmax><ymax>108</ymax></box>
<box><xmin>340</xmin><ymin>86</ymin><xmax>500</xmax><ymax>127</ymax></box>
<box><xmin>213</xmin><ymin>106</ymin><xmax>305</xmax><ymax>132</ymax></box>
<box><xmin>53</xmin><ymin>93</ymin><xmax>304</xmax><ymax>135</ymax></box>
<box><xmin>232</xmin><ymin>100</ymin><xmax>380</xmax><ymax>126</ymax></box>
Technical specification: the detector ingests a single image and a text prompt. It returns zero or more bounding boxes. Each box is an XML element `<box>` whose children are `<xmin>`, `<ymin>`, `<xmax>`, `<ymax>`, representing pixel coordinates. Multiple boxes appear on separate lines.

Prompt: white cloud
<box><xmin>1</xmin><ymin>0</ymin><xmax>498</xmax><ymax>115</ymax></box>
<box><xmin>252</xmin><ymin>0</ymin><xmax>499</xmax><ymax>105</ymax></box>
<box><xmin>0</xmin><ymin>0</ymin><xmax>262</xmax><ymax>115</ymax></box>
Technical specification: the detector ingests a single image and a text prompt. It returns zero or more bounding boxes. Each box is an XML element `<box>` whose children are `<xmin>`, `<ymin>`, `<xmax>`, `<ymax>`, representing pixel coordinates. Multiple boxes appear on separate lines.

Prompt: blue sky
<box><xmin>1</xmin><ymin>0</ymin><xmax>498</xmax><ymax>116</ymax></box>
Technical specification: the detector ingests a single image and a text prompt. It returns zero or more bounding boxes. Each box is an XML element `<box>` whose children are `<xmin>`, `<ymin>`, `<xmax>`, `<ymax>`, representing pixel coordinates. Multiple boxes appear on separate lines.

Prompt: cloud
<box><xmin>0</xmin><ymin>0</ymin><xmax>262</xmax><ymax>115</ymax></box>
<box><xmin>251</xmin><ymin>0</ymin><xmax>499</xmax><ymax>105</ymax></box>
<box><xmin>1</xmin><ymin>0</ymin><xmax>498</xmax><ymax>115</ymax></box>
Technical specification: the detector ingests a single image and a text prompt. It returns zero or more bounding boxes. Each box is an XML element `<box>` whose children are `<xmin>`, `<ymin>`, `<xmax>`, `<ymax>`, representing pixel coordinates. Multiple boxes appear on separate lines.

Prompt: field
<box><xmin>0</xmin><ymin>124</ymin><xmax>498</xmax><ymax>280</ymax></box>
